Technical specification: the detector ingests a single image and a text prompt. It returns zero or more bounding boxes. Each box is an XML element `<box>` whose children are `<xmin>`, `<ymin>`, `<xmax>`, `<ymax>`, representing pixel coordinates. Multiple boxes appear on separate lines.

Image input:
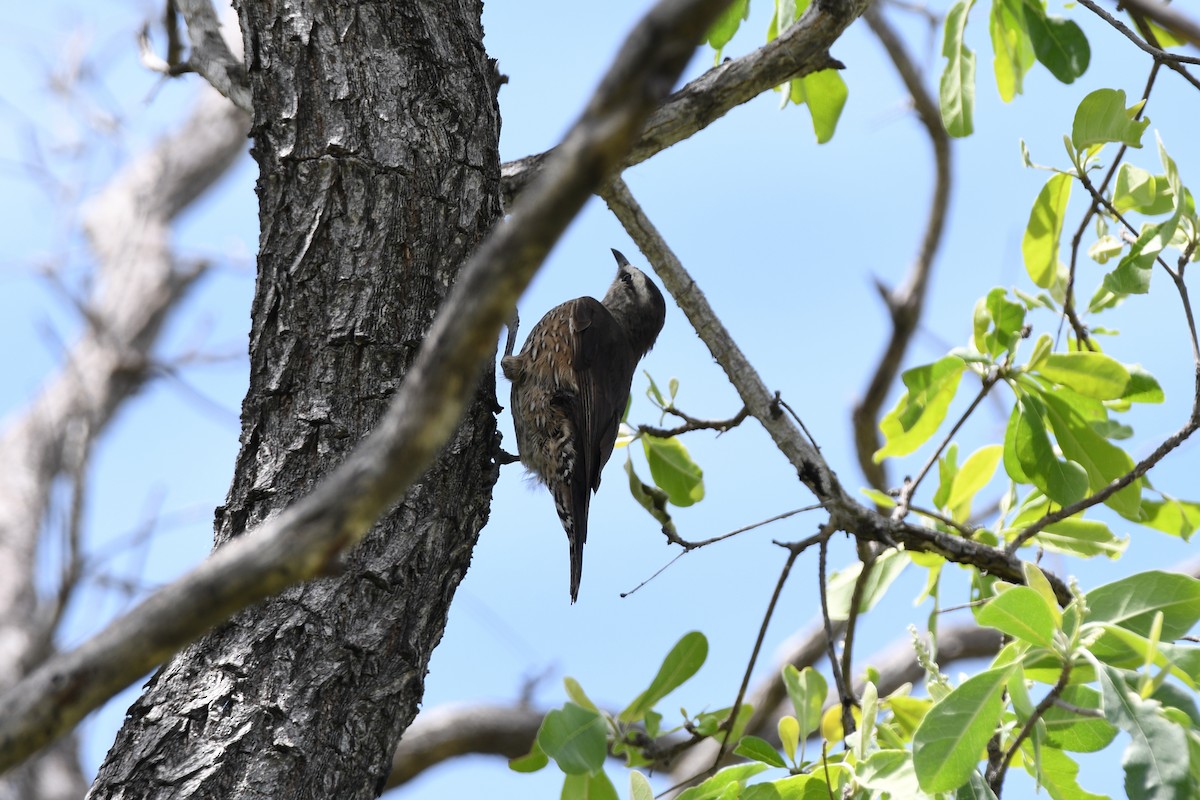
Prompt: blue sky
<box><xmin>2</xmin><ymin>1</ymin><xmax>1198</xmax><ymax>798</ymax></box>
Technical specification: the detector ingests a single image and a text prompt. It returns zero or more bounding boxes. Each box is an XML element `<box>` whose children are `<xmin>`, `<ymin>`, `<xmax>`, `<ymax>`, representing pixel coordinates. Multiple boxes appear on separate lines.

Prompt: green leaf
<box><xmin>624</xmin><ymin>456</ymin><xmax>675</xmax><ymax>534</ymax></box>
<box><xmin>538</xmin><ymin>703</ymin><xmax>608</xmax><ymax>775</ymax></box>
<box><xmin>778</xmin><ymin>716</ymin><xmax>800</xmax><ymax>763</ymax></box>
<box><xmin>933</xmin><ymin>442</ymin><xmax>961</xmax><ymax>510</ymax></box>
<box><xmin>1039</xmin><ymin>391</ymin><xmax>1142</xmax><ymax>518</ymax></box>
<box><xmin>510</xmin><ymin>739</ymin><xmax>550</xmax><ymax>773</ymax></box>
<box><xmin>792</xmin><ymin>69</ymin><xmax>848</xmax><ymax>144</ymax></box>
<box><xmin>1022</xmin><ymin>745</ymin><xmax>1107</xmax><ymax>800</ymax></box>
<box><xmin>1006</xmin><ymin>391</ymin><xmax>1088</xmax><ymax>507</ymax></box>
<box><xmin>888</xmin><ymin>695</ymin><xmax>932</xmax><ymax>736</ymax></box>
<box><xmin>940</xmin><ymin>0</ymin><xmax>978</xmax><ymax>137</ymax></box>
<box><xmin>1071</xmin><ymin>88</ymin><xmax>1149</xmax><ymax>150</ymax></box>
<box><xmin>1123</xmin><ymin>365</ymin><xmax>1165</xmax><ymax>403</ymax></box>
<box><xmin>1023</xmin><ymin>172</ymin><xmax>1072</xmax><ymax>288</ymax></box>
<box><xmin>642</xmin><ymin>435</ymin><xmax>705</xmax><ymax>507</ymax></box>
<box><xmin>620</xmin><ymin>631</ymin><xmax>708</xmax><ymax>723</ymax></box>
<box><xmin>913</xmin><ymin>664</ymin><xmax>1015</xmax><ymax>792</ymax></box>
<box><xmin>1085</xmin><ymin>571</ymin><xmax>1200</xmax><ymax>640</ymax></box>
<box><xmin>1023</xmin><ymin>0</ymin><xmax>1090</xmax><ymax>83</ymax></box>
<box><xmin>1113</xmin><ymin>164</ymin><xmax>1174</xmax><ymax>215</ymax></box>
<box><xmin>562</xmin><ymin>770</ymin><xmax>619</xmax><ymax>800</ymax></box>
<box><xmin>989</xmin><ymin>0</ymin><xmax>1034</xmax><ymax>102</ymax></box>
<box><xmin>704</xmin><ymin>0</ymin><xmax>750</xmax><ymax>61</ymax></box>
<box><xmin>675</xmin><ymin>763</ymin><xmax>769</xmax><ymax>800</ymax></box>
<box><xmin>1088</xmin><ymin>624</ymin><xmax>1200</xmax><ymax>687</ymax></box>
<box><xmin>734</xmin><ymin>735</ymin><xmax>787</xmax><ymax>768</ymax></box>
<box><xmin>1093</xmin><ymin>661</ymin><xmax>1191</xmax><ymax>799</ymax></box>
<box><xmin>876</xmin><ymin>356</ymin><xmax>966</xmax><ymax>460</ymax></box>
<box><xmin>826</xmin><ymin>550</ymin><xmax>911</xmax><ymax>620</ymax></box>
<box><xmin>783</xmin><ymin>665</ymin><xmax>827</xmax><ymax>742</ymax></box>
<box><xmin>1035</xmin><ymin>352</ymin><xmax>1131</xmax><ymax>400</ymax></box>
<box><xmin>945</xmin><ymin>444</ymin><xmax>1003</xmax><ymax>513</ymax></box>
<box><xmin>976</xmin><ymin>585</ymin><xmax>1058</xmax><ymax>648</ymax></box>
<box><xmin>742</xmin><ymin>774</ymin><xmax>835</xmax><ymax>800</ymax></box>
<box><xmin>630</xmin><ymin>771</ymin><xmax>654</xmax><ymax>800</ymax></box>
<box><xmin>974</xmin><ymin>287</ymin><xmax>1028</xmax><ymax>357</ymax></box>
<box><xmin>1031</xmin><ymin>517</ymin><xmax>1128</xmax><ymax>559</ymax></box>
<box><xmin>565</xmin><ymin>677</ymin><xmax>599</xmax><ymax>713</ymax></box>
<box><xmin>1042</xmin><ymin>685</ymin><xmax>1118</xmax><ymax>752</ymax></box>
<box><xmin>856</xmin><ymin>750</ymin><xmax>922</xmax><ymax>796</ymax></box>
<box><xmin>955</xmin><ymin>770</ymin><xmax>1000</xmax><ymax>799</ymax></box>
<box><xmin>1141</xmin><ymin>497</ymin><xmax>1200</xmax><ymax>539</ymax></box>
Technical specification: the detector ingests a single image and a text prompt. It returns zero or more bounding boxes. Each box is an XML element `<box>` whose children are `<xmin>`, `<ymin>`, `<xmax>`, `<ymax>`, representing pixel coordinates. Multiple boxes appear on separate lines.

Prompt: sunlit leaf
<box><xmin>1023</xmin><ymin>172</ymin><xmax>1072</xmax><ymax>288</ymax></box>
<box><xmin>876</xmin><ymin>356</ymin><xmax>966</xmax><ymax>460</ymax></box>
<box><xmin>913</xmin><ymin>664</ymin><xmax>1015</xmax><ymax>792</ymax></box>
<box><xmin>620</xmin><ymin>632</ymin><xmax>708</xmax><ymax>723</ymax></box>
<box><xmin>940</xmin><ymin>0</ymin><xmax>978</xmax><ymax>137</ymax></box>
<box><xmin>704</xmin><ymin>0</ymin><xmax>750</xmax><ymax>61</ymax></box>
<box><xmin>1085</xmin><ymin>571</ymin><xmax>1200</xmax><ymax>640</ymax></box>
<box><xmin>642</xmin><ymin>435</ymin><xmax>705</xmax><ymax>507</ymax></box>
<box><xmin>1071</xmin><ymin>88</ymin><xmax>1149</xmax><ymax>150</ymax></box>
<box><xmin>977</xmin><ymin>585</ymin><xmax>1057</xmax><ymax>648</ymax></box>
<box><xmin>990</xmin><ymin>0</ymin><xmax>1035</xmax><ymax>102</ymax></box>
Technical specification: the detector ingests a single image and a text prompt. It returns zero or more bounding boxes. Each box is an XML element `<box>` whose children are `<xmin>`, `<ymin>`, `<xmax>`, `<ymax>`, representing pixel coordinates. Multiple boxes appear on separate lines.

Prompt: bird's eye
<box><xmin>620</xmin><ymin>271</ymin><xmax>633</xmax><ymax>285</ymax></box>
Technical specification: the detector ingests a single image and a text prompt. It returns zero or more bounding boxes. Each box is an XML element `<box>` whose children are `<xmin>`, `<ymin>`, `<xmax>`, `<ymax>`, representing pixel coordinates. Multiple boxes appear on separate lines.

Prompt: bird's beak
<box><xmin>611</xmin><ymin>248</ymin><xmax>631</xmax><ymax>268</ymax></box>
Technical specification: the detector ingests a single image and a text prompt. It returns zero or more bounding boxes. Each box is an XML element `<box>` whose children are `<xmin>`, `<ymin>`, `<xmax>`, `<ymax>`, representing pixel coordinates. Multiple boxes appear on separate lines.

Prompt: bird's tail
<box><xmin>554</xmin><ymin>477</ymin><xmax>591</xmax><ymax>604</ymax></box>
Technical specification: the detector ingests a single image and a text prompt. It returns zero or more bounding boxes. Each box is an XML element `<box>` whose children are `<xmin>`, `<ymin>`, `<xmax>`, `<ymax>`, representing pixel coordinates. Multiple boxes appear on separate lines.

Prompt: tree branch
<box><xmin>600</xmin><ymin>177</ymin><xmax>1070</xmax><ymax>603</ymax></box>
<box><xmin>501</xmin><ymin>0</ymin><xmax>869</xmax><ymax>206</ymax></box>
<box><xmin>1114</xmin><ymin>0</ymin><xmax>1200</xmax><ymax>49</ymax></box>
<box><xmin>852</xmin><ymin>4</ymin><xmax>954</xmax><ymax>493</ymax></box>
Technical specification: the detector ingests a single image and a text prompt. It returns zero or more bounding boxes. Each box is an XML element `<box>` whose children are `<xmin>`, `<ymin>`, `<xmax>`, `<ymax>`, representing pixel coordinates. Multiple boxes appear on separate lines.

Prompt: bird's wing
<box><xmin>568</xmin><ymin>298</ymin><xmax>635</xmax><ymax>493</ymax></box>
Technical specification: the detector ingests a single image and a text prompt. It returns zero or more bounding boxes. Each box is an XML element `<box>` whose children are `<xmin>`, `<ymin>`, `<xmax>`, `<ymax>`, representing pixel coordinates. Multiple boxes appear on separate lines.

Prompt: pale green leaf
<box><xmin>1023</xmin><ymin>172</ymin><xmax>1072</xmax><ymax>288</ymax></box>
<box><xmin>1071</xmin><ymin>88</ymin><xmax>1149</xmax><ymax>150</ymax></box>
<box><xmin>913</xmin><ymin>664</ymin><xmax>1015</xmax><ymax>792</ymax></box>
<box><xmin>940</xmin><ymin>0</ymin><xmax>978</xmax><ymax>137</ymax></box>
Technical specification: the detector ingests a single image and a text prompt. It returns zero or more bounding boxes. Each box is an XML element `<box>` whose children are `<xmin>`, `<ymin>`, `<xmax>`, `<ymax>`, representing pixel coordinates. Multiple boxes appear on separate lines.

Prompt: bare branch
<box><xmin>1114</xmin><ymin>0</ymin><xmax>1200</xmax><ymax>50</ymax></box>
<box><xmin>502</xmin><ymin>0</ymin><xmax>870</xmax><ymax>205</ymax></box>
<box><xmin>384</xmin><ymin>704</ymin><xmax>547</xmax><ymax>790</ymax></box>
<box><xmin>600</xmin><ymin>177</ymin><xmax>1069</xmax><ymax>602</ymax></box>
<box><xmin>175</xmin><ymin>0</ymin><xmax>252</xmax><ymax>112</ymax></box>
<box><xmin>639</xmin><ymin>405</ymin><xmax>749</xmax><ymax>439</ymax></box>
<box><xmin>852</xmin><ymin>4</ymin><xmax>953</xmax><ymax>493</ymax></box>
<box><xmin>0</xmin><ymin>0</ymin><xmax>738</xmax><ymax>773</ymax></box>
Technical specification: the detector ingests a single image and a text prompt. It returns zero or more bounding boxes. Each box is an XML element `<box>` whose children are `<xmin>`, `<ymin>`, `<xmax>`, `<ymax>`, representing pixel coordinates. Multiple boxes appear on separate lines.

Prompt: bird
<box><xmin>501</xmin><ymin>249</ymin><xmax>666</xmax><ymax>602</ymax></box>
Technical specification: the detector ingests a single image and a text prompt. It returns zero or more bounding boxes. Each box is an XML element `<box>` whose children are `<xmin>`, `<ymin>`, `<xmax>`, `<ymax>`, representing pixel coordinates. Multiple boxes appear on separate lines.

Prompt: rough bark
<box><xmin>88</xmin><ymin>1</ymin><xmax>501</xmax><ymax>797</ymax></box>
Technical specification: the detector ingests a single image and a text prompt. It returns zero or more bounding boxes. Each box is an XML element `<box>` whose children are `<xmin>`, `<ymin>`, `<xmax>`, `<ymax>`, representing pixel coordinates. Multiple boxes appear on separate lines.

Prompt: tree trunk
<box><xmin>89</xmin><ymin>0</ymin><xmax>501</xmax><ymax>796</ymax></box>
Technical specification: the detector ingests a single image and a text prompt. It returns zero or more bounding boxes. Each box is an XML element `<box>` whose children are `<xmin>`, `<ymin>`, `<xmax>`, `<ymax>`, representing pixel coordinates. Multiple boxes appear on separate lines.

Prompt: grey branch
<box><xmin>383</xmin><ymin>621</ymin><xmax>1001</xmax><ymax>787</ymax></box>
<box><xmin>175</xmin><ymin>0</ymin><xmax>252</xmax><ymax>112</ymax></box>
<box><xmin>1118</xmin><ymin>0</ymin><xmax>1200</xmax><ymax>48</ymax></box>
<box><xmin>0</xmin><ymin>79</ymin><xmax>248</xmax><ymax>794</ymax></box>
<box><xmin>0</xmin><ymin>0</ymin><xmax>736</xmax><ymax>774</ymax></box>
<box><xmin>852</xmin><ymin>4</ymin><xmax>953</xmax><ymax>494</ymax></box>
<box><xmin>501</xmin><ymin>0</ymin><xmax>864</xmax><ymax>207</ymax></box>
<box><xmin>600</xmin><ymin>177</ymin><xmax>1064</xmax><ymax>602</ymax></box>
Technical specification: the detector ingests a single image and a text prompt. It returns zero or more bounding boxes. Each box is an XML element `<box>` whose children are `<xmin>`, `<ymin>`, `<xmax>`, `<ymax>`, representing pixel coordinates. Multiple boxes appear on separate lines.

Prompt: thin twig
<box><xmin>817</xmin><ymin>528</ymin><xmax>853</xmax><ymax>739</ymax></box>
<box><xmin>838</xmin><ymin>544</ymin><xmax>876</xmax><ymax>732</ymax></box>
<box><xmin>712</xmin><ymin>544</ymin><xmax>805</xmax><ymax>768</ymax></box>
<box><xmin>621</xmin><ymin>505</ymin><xmax>827</xmax><ymax>598</ymax></box>
<box><xmin>640</xmin><ymin>406</ymin><xmax>749</xmax><ymax>439</ymax></box>
<box><xmin>987</xmin><ymin>660</ymin><xmax>1072</xmax><ymax>795</ymax></box>
<box><xmin>853</xmin><ymin>4</ymin><xmax>953</xmax><ymax>493</ymax></box>
<box><xmin>909</xmin><ymin>504</ymin><xmax>979</xmax><ymax>538</ymax></box>
<box><xmin>1076</xmin><ymin>0</ymin><xmax>1200</xmax><ymax>90</ymax></box>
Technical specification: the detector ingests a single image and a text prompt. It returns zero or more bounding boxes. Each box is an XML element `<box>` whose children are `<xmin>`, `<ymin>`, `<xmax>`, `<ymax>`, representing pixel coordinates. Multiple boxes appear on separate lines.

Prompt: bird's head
<box><xmin>603</xmin><ymin>249</ymin><xmax>666</xmax><ymax>356</ymax></box>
